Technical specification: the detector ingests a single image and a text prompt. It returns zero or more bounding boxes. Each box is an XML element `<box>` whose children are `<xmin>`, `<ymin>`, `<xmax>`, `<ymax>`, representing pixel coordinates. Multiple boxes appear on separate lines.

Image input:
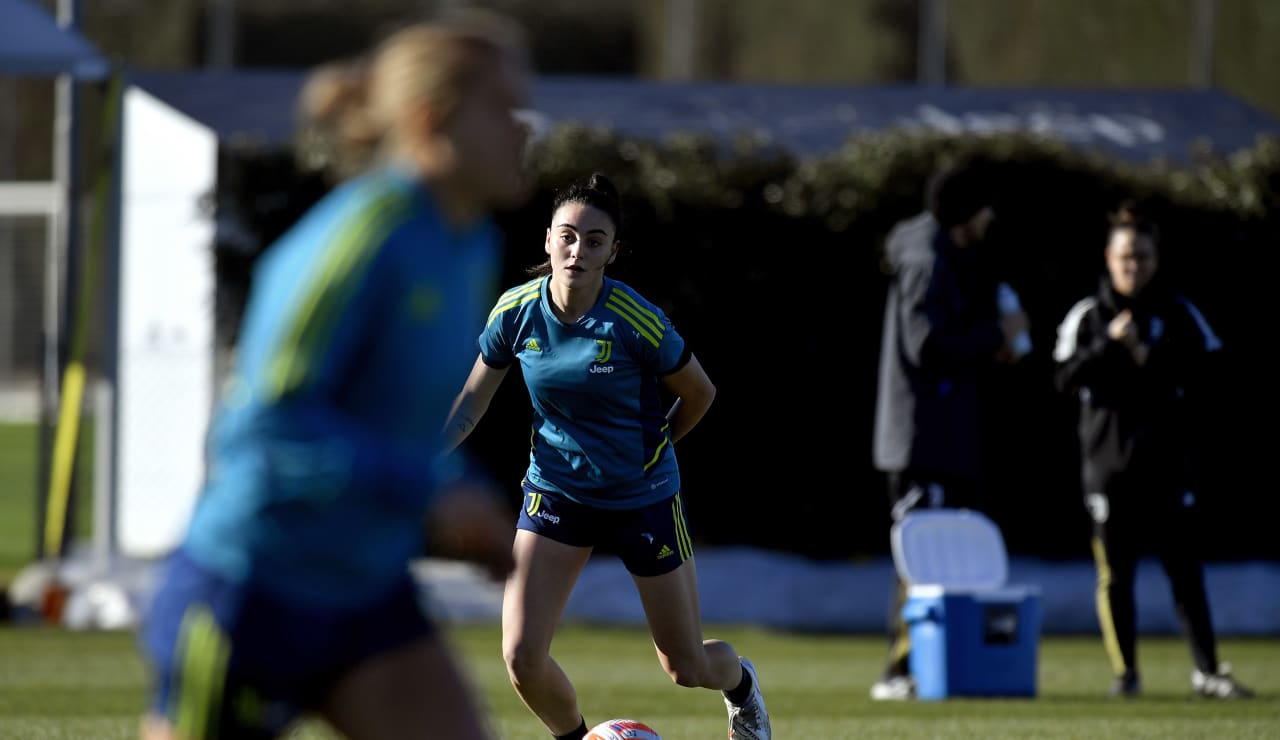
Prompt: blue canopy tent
<box><xmin>0</xmin><ymin>0</ymin><xmax>108</xmax><ymax>79</ymax></box>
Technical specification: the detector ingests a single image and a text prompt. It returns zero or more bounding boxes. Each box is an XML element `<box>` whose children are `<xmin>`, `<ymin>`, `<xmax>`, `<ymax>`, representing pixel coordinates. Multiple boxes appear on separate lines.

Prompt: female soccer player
<box><xmin>138</xmin><ymin>11</ymin><xmax>532</xmax><ymax>739</ymax></box>
<box><xmin>444</xmin><ymin>172</ymin><xmax>772</xmax><ymax>740</ymax></box>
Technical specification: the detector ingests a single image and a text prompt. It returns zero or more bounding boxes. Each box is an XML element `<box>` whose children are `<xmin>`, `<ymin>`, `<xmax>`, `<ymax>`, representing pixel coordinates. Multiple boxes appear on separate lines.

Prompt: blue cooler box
<box><xmin>903</xmin><ymin>583</ymin><xmax>1041</xmax><ymax>700</ymax></box>
<box><xmin>891</xmin><ymin>509</ymin><xmax>1042</xmax><ymax>701</ymax></box>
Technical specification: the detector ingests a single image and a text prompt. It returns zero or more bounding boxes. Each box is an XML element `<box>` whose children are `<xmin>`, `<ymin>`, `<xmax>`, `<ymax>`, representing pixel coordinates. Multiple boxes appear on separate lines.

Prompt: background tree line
<box><xmin>213</xmin><ymin>124</ymin><xmax>1280</xmax><ymax>561</ymax></box>
<box><xmin>5</xmin><ymin>0</ymin><xmax>1280</xmax><ymax>179</ymax></box>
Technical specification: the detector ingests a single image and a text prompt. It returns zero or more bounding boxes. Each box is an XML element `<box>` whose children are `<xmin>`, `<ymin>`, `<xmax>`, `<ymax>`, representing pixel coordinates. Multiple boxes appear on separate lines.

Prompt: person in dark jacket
<box><xmin>1052</xmin><ymin>201</ymin><xmax>1253</xmax><ymax>699</ymax></box>
<box><xmin>869</xmin><ymin>160</ymin><xmax>1031</xmax><ymax>701</ymax></box>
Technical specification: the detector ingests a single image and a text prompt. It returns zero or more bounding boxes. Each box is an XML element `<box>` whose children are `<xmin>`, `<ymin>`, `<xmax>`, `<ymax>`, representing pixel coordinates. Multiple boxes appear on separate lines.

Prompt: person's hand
<box><xmin>1107</xmin><ymin>310</ymin><xmax>1149</xmax><ymax>365</ymax></box>
<box><xmin>424</xmin><ymin>480</ymin><xmax>515</xmax><ymax>582</ymax></box>
<box><xmin>1000</xmin><ymin>309</ymin><xmax>1030</xmax><ymax>342</ymax></box>
<box><xmin>995</xmin><ymin>309</ymin><xmax>1030</xmax><ymax>363</ymax></box>
<box><xmin>1108</xmin><ymin>309</ymin><xmax>1137</xmax><ymax>346</ymax></box>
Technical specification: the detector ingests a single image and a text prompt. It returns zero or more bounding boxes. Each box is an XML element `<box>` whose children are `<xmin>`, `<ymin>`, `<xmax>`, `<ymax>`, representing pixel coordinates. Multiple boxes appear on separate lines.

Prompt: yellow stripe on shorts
<box><xmin>673</xmin><ymin>493</ymin><xmax>693</xmax><ymax>561</ymax></box>
<box><xmin>173</xmin><ymin>605</ymin><xmax>231</xmax><ymax>740</ymax></box>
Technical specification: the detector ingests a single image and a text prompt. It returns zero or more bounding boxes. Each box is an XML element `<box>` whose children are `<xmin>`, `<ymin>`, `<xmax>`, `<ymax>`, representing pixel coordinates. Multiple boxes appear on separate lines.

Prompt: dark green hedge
<box><xmin>216</xmin><ymin>126</ymin><xmax>1280</xmax><ymax>560</ymax></box>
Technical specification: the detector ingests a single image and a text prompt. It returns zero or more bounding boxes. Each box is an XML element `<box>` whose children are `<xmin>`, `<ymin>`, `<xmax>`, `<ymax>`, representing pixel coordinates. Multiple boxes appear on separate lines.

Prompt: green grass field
<box><xmin>0</xmin><ymin>624</ymin><xmax>1276</xmax><ymax>739</ymax></box>
<box><xmin>0</xmin><ymin>422</ymin><xmax>95</xmax><ymax>586</ymax></box>
<box><xmin>0</xmin><ymin>423</ymin><xmax>41</xmax><ymax>583</ymax></box>
<box><xmin>3</xmin><ymin>429</ymin><xmax>1278</xmax><ymax>738</ymax></box>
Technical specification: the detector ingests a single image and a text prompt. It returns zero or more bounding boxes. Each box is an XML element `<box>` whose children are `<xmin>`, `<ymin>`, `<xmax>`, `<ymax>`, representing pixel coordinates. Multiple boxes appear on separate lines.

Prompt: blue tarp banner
<box><xmin>129</xmin><ymin>70</ymin><xmax>1279</xmax><ymax>164</ymax></box>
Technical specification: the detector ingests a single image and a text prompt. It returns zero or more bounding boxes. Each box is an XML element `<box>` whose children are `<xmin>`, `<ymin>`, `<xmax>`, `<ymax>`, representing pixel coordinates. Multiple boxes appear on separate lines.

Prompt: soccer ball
<box><xmin>584</xmin><ymin>718</ymin><xmax>662</xmax><ymax>740</ymax></box>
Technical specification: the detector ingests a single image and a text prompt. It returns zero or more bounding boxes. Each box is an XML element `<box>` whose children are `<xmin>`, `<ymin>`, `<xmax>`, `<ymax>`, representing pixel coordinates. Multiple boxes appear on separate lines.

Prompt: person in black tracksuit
<box><xmin>1052</xmin><ymin>203</ymin><xmax>1253</xmax><ymax>699</ymax></box>
<box><xmin>870</xmin><ymin>160</ymin><xmax>1031</xmax><ymax>700</ymax></box>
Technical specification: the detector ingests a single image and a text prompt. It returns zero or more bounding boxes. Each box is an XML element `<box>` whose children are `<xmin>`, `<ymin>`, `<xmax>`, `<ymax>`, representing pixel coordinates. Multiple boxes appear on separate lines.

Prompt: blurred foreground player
<box><xmin>137</xmin><ymin>12</ymin><xmax>533</xmax><ymax>739</ymax></box>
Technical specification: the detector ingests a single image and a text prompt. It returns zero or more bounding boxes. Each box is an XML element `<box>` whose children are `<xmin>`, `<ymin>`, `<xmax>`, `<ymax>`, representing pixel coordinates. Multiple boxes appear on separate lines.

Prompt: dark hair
<box><xmin>926</xmin><ymin>159</ymin><xmax>995</xmax><ymax>228</ymax></box>
<box><xmin>527</xmin><ymin>172</ymin><xmax>623</xmax><ymax>277</ymax></box>
<box><xmin>1108</xmin><ymin>198</ymin><xmax>1160</xmax><ymax>244</ymax></box>
<box><xmin>552</xmin><ymin>172</ymin><xmax>623</xmax><ymax>235</ymax></box>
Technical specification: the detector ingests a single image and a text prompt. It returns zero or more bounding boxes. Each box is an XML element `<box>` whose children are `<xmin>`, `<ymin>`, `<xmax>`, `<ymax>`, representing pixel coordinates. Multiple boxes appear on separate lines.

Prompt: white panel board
<box><xmin>116</xmin><ymin>87</ymin><xmax>217</xmax><ymax>558</ymax></box>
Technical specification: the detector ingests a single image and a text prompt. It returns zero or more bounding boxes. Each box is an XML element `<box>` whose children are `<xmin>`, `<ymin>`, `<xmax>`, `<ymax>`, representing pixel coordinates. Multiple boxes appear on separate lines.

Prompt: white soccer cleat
<box><xmin>1192</xmin><ymin>663</ymin><xmax>1255</xmax><ymax>699</ymax></box>
<box><xmin>725</xmin><ymin>656</ymin><xmax>771</xmax><ymax>740</ymax></box>
<box><xmin>870</xmin><ymin>675</ymin><xmax>916</xmax><ymax>701</ymax></box>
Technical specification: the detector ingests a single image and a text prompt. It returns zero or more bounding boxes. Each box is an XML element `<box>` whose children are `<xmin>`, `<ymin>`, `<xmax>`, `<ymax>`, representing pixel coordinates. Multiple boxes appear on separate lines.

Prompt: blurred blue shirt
<box><xmin>182</xmin><ymin>165</ymin><xmax>502</xmax><ymax>608</ymax></box>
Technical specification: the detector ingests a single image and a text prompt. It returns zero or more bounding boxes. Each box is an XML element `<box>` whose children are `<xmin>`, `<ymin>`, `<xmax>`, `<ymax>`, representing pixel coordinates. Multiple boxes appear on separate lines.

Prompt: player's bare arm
<box><xmin>443</xmin><ymin>356</ymin><xmax>510</xmax><ymax>451</ymax></box>
<box><xmin>660</xmin><ymin>353</ymin><xmax>715</xmax><ymax>444</ymax></box>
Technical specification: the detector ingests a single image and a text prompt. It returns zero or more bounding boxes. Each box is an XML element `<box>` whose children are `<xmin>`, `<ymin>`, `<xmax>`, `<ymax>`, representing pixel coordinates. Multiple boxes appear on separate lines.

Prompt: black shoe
<box><xmin>1107</xmin><ymin>671</ymin><xmax>1141</xmax><ymax>698</ymax></box>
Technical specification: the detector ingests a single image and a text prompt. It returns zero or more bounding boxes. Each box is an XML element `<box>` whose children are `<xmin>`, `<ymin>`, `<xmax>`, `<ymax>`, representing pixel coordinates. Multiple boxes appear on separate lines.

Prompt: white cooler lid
<box><xmin>891</xmin><ymin>508</ymin><xmax>1008</xmax><ymax>591</ymax></box>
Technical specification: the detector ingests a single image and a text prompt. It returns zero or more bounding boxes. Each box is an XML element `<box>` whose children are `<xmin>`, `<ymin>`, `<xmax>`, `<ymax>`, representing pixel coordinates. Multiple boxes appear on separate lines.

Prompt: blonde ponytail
<box><xmin>293</xmin><ymin>9</ymin><xmax>528</xmax><ymax>182</ymax></box>
<box><xmin>295</xmin><ymin>58</ymin><xmax>381</xmax><ymax>181</ymax></box>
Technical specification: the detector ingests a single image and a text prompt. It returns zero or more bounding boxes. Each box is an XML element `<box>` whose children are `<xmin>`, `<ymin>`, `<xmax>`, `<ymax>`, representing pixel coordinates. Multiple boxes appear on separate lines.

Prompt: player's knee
<box><xmin>502</xmin><ymin>641</ymin><xmax>545</xmax><ymax>686</ymax></box>
<box><xmin>662</xmin><ymin>656</ymin><xmax>709</xmax><ymax>688</ymax></box>
<box><xmin>667</xmin><ymin>667</ymin><xmax>710</xmax><ymax>688</ymax></box>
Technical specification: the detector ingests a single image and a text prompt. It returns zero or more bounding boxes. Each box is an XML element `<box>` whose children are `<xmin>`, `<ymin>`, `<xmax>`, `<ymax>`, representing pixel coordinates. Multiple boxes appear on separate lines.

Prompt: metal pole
<box><xmin>92</xmin><ymin>380</ymin><xmax>113</xmax><ymax>567</ymax></box>
<box><xmin>661</xmin><ymin>0</ymin><xmax>698</xmax><ymax>81</ymax></box>
<box><xmin>1190</xmin><ymin>0</ymin><xmax>1215</xmax><ymax>89</ymax></box>
<box><xmin>918</xmin><ymin>0</ymin><xmax>948</xmax><ymax>86</ymax></box>
<box><xmin>0</xmin><ymin>79</ymin><xmax>15</xmax><ymax>383</ymax></box>
<box><xmin>38</xmin><ymin>0</ymin><xmax>82</xmax><ymax>558</ymax></box>
<box><xmin>207</xmin><ymin>0</ymin><xmax>237</xmax><ymax>69</ymax></box>
<box><xmin>100</xmin><ymin>72</ymin><xmax>125</xmax><ymax>564</ymax></box>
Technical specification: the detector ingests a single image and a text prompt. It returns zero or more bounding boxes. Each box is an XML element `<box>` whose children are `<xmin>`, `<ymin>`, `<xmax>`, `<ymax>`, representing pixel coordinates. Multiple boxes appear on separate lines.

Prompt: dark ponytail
<box><xmin>1109</xmin><ymin>198</ymin><xmax>1160</xmax><ymax>244</ymax></box>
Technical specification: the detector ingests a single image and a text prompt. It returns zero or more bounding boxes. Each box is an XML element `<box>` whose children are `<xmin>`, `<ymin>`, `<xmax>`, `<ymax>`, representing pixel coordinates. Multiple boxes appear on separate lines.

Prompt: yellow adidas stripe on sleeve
<box><xmin>605</xmin><ymin>289</ymin><xmax>663</xmax><ymax>348</ymax></box>
<box><xmin>487</xmin><ymin>279</ymin><xmax>542</xmax><ymax>327</ymax></box>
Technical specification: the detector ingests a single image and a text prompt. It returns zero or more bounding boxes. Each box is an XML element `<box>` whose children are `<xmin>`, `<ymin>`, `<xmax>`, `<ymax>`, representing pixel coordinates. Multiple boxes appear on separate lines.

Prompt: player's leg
<box><xmin>872</xmin><ymin>470</ymin><xmax>923</xmax><ymax>700</ymax></box>
<box><xmin>631</xmin><ymin>558</ymin><xmax>740</xmax><ymax>690</ymax></box>
<box><xmin>1088</xmin><ymin>492</ymin><xmax>1140</xmax><ymax>695</ymax></box>
<box><xmin>140</xmin><ymin>551</ymin><xmax>225</xmax><ymax>740</ymax></box>
<box><xmin>315</xmin><ymin>570</ymin><xmax>494</xmax><ymax>738</ymax></box>
<box><xmin>139</xmin><ymin>715</ymin><xmax>179</xmax><ymax>740</ymax></box>
<box><xmin>1154</xmin><ymin>494</ymin><xmax>1254</xmax><ymax>698</ymax></box>
<box><xmin>1161</xmin><ymin>545</ymin><xmax>1219</xmax><ymax>671</ymax></box>
<box><xmin>623</xmin><ymin>492</ymin><xmax>770</xmax><ymax>739</ymax></box>
<box><xmin>1153</xmin><ymin>496</ymin><xmax>1218</xmax><ymax>674</ymax></box>
<box><xmin>138</xmin><ymin>550</ymin><xmax>301</xmax><ymax>740</ymax></box>
<box><xmin>606</xmin><ymin>490</ymin><xmax>737</xmax><ymax>690</ymax></box>
<box><xmin>322</xmin><ymin>633</ymin><xmax>492</xmax><ymax>740</ymax></box>
<box><xmin>503</xmin><ymin>527</ymin><xmax>592</xmax><ymax>736</ymax></box>
<box><xmin>633</xmin><ymin>558</ymin><xmax>776</xmax><ymax>740</ymax></box>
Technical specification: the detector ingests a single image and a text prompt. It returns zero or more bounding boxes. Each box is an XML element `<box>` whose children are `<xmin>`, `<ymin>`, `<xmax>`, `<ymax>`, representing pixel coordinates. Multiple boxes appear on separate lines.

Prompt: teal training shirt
<box><xmin>479</xmin><ymin>276</ymin><xmax>687</xmax><ymax>509</ymax></box>
<box><xmin>182</xmin><ymin>166</ymin><xmax>502</xmax><ymax>608</ymax></box>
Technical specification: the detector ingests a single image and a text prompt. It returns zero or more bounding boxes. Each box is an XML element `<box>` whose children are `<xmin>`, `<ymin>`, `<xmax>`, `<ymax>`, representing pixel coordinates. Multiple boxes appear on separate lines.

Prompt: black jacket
<box><xmin>873</xmin><ymin>212</ymin><xmax>1004</xmax><ymax>479</ymax></box>
<box><xmin>1052</xmin><ymin>276</ymin><xmax>1222</xmax><ymax>497</ymax></box>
